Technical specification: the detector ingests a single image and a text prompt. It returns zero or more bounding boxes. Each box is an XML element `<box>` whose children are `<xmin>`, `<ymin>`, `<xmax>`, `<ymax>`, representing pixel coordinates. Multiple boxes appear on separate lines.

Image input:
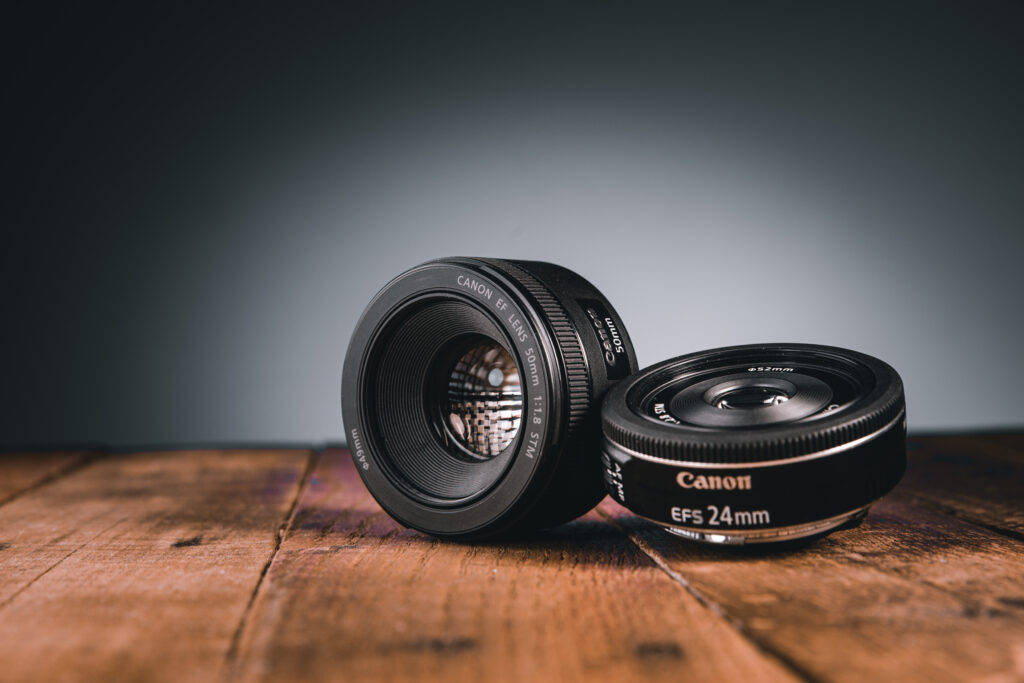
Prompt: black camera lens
<box><xmin>601</xmin><ymin>344</ymin><xmax>906</xmax><ymax>546</ymax></box>
<box><xmin>343</xmin><ymin>257</ymin><xmax>638</xmax><ymax>539</ymax></box>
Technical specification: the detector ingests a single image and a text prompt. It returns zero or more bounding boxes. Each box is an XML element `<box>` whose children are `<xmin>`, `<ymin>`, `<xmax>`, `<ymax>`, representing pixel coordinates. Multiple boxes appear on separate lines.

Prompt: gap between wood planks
<box><xmin>224</xmin><ymin>449</ymin><xmax>802</xmax><ymax>683</ymax></box>
<box><xmin>594</xmin><ymin>505</ymin><xmax>823</xmax><ymax>683</ymax></box>
<box><xmin>1</xmin><ymin>438</ymin><xmax>1020</xmax><ymax>682</ymax></box>
<box><xmin>222</xmin><ymin>450</ymin><xmax>319</xmax><ymax>679</ymax></box>
<box><xmin>900</xmin><ymin>492</ymin><xmax>1024</xmax><ymax>543</ymax></box>
<box><xmin>594</xmin><ymin>433</ymin><xmax>1024</xmax><ymax>683</ymax></box>
<box><xmin>0</xmin><ymin>450</ymin><xmax>107</xmax><ymax>611</ymax></box>
<box><xmin>0</xmin><ymin>450</ymin><xmax>100</xmax><ymax>508</ymax></box>
<box><xmin>0</xmin><ymin>449</ymin><xmax>314</xmax><ymax>683</ymax></box>
<box><xmin>0</xmin><ymin>515</ymin><xmax>126</xmax><ymax>612</ymax></box>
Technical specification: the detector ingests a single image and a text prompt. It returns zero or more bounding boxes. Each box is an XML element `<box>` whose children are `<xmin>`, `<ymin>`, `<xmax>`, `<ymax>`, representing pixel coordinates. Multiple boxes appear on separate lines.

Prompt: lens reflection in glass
<box><xmin>443</xmin><ymin>340</ymin><xmax>523</xmax><ymax>459</ymax></box>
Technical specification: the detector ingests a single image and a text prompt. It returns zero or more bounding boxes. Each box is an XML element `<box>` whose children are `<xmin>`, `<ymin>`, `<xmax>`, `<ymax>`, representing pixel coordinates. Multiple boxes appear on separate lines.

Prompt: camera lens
<box><xmin>601</xmin><ymin>344</ymin><xmax>906</xmax><ymax>546</ymax></box>
<box><xmin>343</xmin><ymin>257</ymin><xmax>638</xmax><ymax>539</ymax></box>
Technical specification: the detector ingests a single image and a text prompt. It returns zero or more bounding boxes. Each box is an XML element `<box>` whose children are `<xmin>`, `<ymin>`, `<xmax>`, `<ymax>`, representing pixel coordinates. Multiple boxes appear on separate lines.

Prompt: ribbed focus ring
<box><xmin>479</xmin><ymin>259</ymin><xmax>592</xmax><ymax>436</ymax></box>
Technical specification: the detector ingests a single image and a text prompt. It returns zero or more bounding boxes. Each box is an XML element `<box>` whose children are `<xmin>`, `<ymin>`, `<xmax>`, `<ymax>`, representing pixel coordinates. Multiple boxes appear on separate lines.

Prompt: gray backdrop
<box><xmin>4</xmin><ymin>2</ymin><xmax>1023</xmax><ymax>448</ymax></box>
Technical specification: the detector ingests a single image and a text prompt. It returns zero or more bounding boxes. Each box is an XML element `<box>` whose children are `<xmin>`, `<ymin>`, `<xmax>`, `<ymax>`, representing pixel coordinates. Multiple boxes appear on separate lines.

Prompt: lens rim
<box><xmin>368</xmin><ymin>298</ymin><xmax>524</xmax><ymax>504</ymax></box>
<box><xmin>603</xmin><ymin>343</ymin><xmax>905</xmax><ymax>464</ymax></box>
<box><xmin>343</xmin><ymin>261</ymin><xmax>562</xmax><ymax>537</ymax></box>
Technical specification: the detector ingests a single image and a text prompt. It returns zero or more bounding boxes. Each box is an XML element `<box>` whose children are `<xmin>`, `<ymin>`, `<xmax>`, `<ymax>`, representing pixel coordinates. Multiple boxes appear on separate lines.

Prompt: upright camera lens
<box><xmin>343</xmin><ymin>257</ymin><xmax>638</xmax><ymax>539</ymax></box>
<box><xmin>601</xmin><ymin>344</ymin><xmax>906</xmax><ymax>546</ymax></box>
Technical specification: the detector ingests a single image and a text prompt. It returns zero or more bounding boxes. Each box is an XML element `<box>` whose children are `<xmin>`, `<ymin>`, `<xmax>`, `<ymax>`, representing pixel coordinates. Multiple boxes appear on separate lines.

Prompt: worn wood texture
<box><xmin>0</xmin><ymin>450</ymin><xmax>311</xmax><ymax>683</ymax></box>
<box><xmin>595</xmin><ymin>435</ymin><xmax>1024</xmax><ymax>683</ymax></box>
<box><xmin>0</xmin><ymin>435</ymin><xmax>1021</xmax><ymax>683</ymax></box>
<box><xmin>229</xmin><ymin>449</ymin><xmax>797</xmax><ymax>683</ymax></box>
<box><xmin>0</xmin><ymin>451</ymin><xmax>90</xmax><ymax>505</ymax></box>
<box><xmin>902</xmin><ymin>434</ymin><xmax>1024</xmax><ymax>538</ymax></box>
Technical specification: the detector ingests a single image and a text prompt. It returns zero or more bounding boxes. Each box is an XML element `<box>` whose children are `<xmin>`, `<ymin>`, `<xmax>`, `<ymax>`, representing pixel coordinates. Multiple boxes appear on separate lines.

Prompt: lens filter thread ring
<box><xmin>602</xmin><ymin>344</ymin><xmax>906</xmax><ymax>464</ymax></box>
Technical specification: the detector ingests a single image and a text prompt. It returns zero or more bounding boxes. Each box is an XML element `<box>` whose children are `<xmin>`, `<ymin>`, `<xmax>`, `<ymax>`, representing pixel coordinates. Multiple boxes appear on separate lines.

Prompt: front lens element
<box><xmin>443</xmin><ymin>340</ymin><xmax>523</xmax><ymax>459</ymax></box>
<box><xmin>707</xmin><ymin>381</ymin><xmax>794</xmax><ymax>410</ymax></box>
<box><xmin>715</xmin><ymin>387</ymin><xmax>790</xmax><ymax>409</ymax></box>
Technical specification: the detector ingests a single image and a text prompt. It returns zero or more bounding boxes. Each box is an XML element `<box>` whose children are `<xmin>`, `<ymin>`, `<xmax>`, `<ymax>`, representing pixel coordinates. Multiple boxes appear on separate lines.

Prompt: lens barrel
<box><xmin>343</xmin><ymin>257</ymin><xmax>638</xmax><ymax>539</ymax></box>
<box><xmin>601</xmin><ymin>344</ymin><xmax>906</xmax><ymax>545</ymax></box>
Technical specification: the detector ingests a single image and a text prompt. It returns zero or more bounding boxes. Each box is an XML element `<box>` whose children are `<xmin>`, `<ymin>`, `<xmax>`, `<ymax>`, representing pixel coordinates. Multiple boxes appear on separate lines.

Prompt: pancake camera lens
<box><xmin>601</xmin><ymin>344</ymin><xmax>906</xmax><ymax>546</ymax></box>
<box><xmin>343</xmin><ymin>257</ymin><xmax>638</xmax><ymax>539</ymax></box>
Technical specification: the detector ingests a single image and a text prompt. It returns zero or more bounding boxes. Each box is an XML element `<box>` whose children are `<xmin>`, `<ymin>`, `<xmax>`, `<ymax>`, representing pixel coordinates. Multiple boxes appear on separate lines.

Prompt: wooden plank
<box><xmin>599</xmin><ymin>490</ymin><xmax>1024</xmax><ymax>683</ymax></box>
<box><xmin>971</xmin><ymin>433</ymin><xmax>1024</xmax><ymax>452</ymax></box>
<box><xmin>0</xmin><ymin>449</ymin><xmax>310</xmax><ymax>683</ymax></box>
<box><xmin>0</xmin><ymin>451</ymin><xmax>91</xmax><ymax>506</ymax></box>
<box><xmin>229</xmin><ymin>449</ymin><xmax>799</xmax><ymax>683</ymax></box>
<box><xmin>902</xmin><ymin>435</ymin><xmax>1024</xmax><ymax>537</ymax></box>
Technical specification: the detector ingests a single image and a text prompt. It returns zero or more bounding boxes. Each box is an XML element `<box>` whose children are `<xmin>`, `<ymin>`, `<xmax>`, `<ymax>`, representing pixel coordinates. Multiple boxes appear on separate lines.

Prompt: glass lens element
<box><xmin>714</xmin><ymin>386</ymin><xmax>791</xmax><ymax>410</ymax></box>
<box><xmin>444</xmin><ymin>341</ymin><xmax>523</xmax><ymax>459</ymax></box>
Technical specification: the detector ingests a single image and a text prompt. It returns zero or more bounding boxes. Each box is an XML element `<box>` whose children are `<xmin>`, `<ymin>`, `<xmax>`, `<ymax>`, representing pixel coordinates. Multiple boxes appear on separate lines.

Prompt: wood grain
<box><xmin>902</xmin><ymin>435</ymin><xmax>1024</xmax><ymax>537</ymax></box>
<box><xmin>598</xmin><ymin>491</ymin><xmax>1024</xmax><ymax>683</ymax></box>
<box><xmin>228</xmin><ymin>449</ymin><xmax>799</xmax><ymax>683</ymax></box>
<box><xmin>0</xmin><ymin>451</ymin><xmax>91</xmax><ymax>506</ymax></box>
<box><xmin>0</xmin><ymin>438</ymin><xmax>1021</xmax><ymax>683</ymax></box>
<box><xmin>0</xmin><ymin>450</ymin><xmax>310</xmax><ymax>683</ymax></box>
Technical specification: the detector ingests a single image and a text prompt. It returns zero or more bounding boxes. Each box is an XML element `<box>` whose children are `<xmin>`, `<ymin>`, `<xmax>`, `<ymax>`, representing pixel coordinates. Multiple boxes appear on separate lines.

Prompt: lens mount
<box><xmin>601</xmin><ymin>344</ymin><xmax>906</xmax><ymax>546</ymax></box>
<box><xmin>343</xmin><ymin>257</ymin><xmax>638</xmax><ymax>539</ymax></box>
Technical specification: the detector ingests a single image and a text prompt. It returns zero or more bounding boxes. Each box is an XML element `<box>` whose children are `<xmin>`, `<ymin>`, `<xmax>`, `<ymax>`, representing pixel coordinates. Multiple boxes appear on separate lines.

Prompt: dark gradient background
<box><xmin>4</xmin><ymin>2</ymin><xmax>1023</xmax><ymax>448</ymax></box>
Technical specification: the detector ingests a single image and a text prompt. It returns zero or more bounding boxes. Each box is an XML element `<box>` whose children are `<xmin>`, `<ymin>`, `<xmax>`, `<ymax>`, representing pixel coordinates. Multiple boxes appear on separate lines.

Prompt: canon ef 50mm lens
<box><xmin>342</xmin><ymin>257</ymin><xmax>638</xmax><ymax>539</ymax></box>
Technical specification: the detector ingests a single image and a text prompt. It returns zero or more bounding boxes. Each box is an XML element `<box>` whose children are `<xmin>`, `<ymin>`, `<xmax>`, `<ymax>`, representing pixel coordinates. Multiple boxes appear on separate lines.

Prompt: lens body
<box><xmin>601</xmin><ymin>344</ymin><xmax>906</xmax><ymax>545</ymax></box>
<box><xmin>343</xmin><ymin>257</ymin><xmax>638</xmax><ymax>539</ymax></box>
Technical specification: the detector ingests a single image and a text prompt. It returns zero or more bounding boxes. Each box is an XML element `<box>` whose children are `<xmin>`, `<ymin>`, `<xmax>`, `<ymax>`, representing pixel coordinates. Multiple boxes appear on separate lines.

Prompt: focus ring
<box><xmin>479</xmin><ymin>259</ymin><xmax>592</xmax><ymax>437</ymax></box>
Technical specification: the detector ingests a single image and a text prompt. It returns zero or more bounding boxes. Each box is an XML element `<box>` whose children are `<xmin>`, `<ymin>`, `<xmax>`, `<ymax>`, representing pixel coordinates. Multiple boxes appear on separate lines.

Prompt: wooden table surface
<box><xmin>0</xmin><ymin>435</ymin><xmax>1022</xmax><ymax>683</ymax></box>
